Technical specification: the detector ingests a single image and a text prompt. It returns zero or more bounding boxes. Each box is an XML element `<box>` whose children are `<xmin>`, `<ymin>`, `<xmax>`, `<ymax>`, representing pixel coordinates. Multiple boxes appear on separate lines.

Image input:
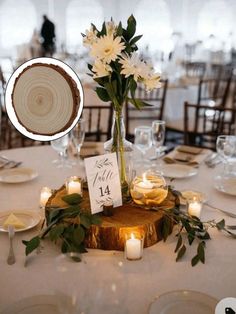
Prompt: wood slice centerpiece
<box><xmin>12</xmin><ymin>63</ymin><xmax>80</xmax><ymax>135</ymax></box>
<box><xmin>46</xmin><ymin>186</ymin><xmax>178</xmax><ymax>251</ymax></box>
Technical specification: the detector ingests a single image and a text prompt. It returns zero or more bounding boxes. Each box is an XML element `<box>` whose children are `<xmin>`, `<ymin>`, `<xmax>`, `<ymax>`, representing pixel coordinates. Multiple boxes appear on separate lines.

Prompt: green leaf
<box><xmin>197</xmin><ymin>241</ymin><xmax>205</xmax><ymax>264</ymax></box>
<box><xmin>127</xmin><ymin>98</ymin><xmax>149</xmax><ymax>110</ymax></box>
<box><xmin>62</xmin><ymin>193</ymin><xmax>82</xmax><ymax>205</ymax></box>
<box><xmin>80</xmin><ymin>214</ymin><xmax>92</xmax><ymax>229</ymax></box>
<box><xmin>73</xmin><ymin>226</ymin><xmax>85</xmax><ymax>246</ymax></box>
<box><xmin>216</xmin><ymin>219</ymin><xmax>225</xmax><ymax>230</ymax></box>
<box><xmin>127</xmin><ymin>14</ymin><xmax>136</xmax><ymax>39</ymax></box>
<box><xmin>130</xmin><ymin>35</ymin><xmax>142</xmax><ymax>46</ymax></box>
<box><xmin>187</xmin><ymin>230</ymin><xmax>195</xmax><ymax>245</ymax></box>
<box><xmin>96</xmin><ymin>87</ymin><xmax>110</xmax><ymax>102</ymax></box>
<box><xmin>175</xmin><ymin>235</ymin><xmax>182</xmax><ymax>253</ymax></box>
<box><xmin>162</xmin><ymin>216</ymin><xmax>172</xmax><ymax>242</ymax></box>
<box><xmin>176</xmin><ymin>244</ymin><xmax>186</xmax><ymax>261</ymax></box>
<box><xmin>88</xmin><ymin>63</ymin><xmax>93</xmax><ymax>72</ymax></box>
<box><xmin>116</xmin><ymin>22</ymin><xmax>123</xmax><ymax>36</ymax></box>
<box><xmin>22</xmin><ymin>236</ymin><xmax>40</xmax><ymax>256</ymax></box>
<box><xmin>129</xmin><ymin>79</ymin><xmax>137</xmax><ymax>99</ymax></box>
<box><xmin>100</xmin><ymin>21</ymin><xmax>106</xmax><ymax>35</ymax></box>
<box><xmin>191</xmin><ymin>254</ymin><xmax>200</xmax><ymax>267</ymax></box>
<box><xmin>48</xmin><ymin>209</ymin><xmax>61</xmax><ymax>223</ymax></box>
<box><xmin>49</xmin><ymin>224</ymin><xmax>64</xmax><ymax>242</ymax></box>
<box><xmin>91</xmin><ymin>214</ymin><xmax>102</xmax><ymax>225</ymax></box>
<box><xmin>198</xmin><ymin>231</ymin><xmax>211</xmax><ymax>240</ymax></box>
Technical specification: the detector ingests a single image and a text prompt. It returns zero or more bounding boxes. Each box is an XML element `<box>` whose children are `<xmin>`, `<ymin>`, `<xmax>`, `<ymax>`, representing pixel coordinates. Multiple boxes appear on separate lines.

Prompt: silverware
<box><xmin>7</xmin><ymin>225</ymin><xmax>16</xmax><ymax>265</ymax></box>
<box><xmin>226</xmin><ymin>225</ymin><xmax>236</xmax><ymax>230</ymax></box>
<box><xmin>0</xmin><ymin>161</ymin><xmax>22</xmax><ymax>170</ymax></box>
<box><xmin>205</xmin><ymin>203</ymin><xmax>236</xmax><ymax>218</ymax></box>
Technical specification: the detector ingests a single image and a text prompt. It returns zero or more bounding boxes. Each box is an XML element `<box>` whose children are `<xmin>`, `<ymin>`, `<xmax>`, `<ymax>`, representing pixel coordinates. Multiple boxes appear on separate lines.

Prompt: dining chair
<box><xmin>82</xmin><ymin>105</ymin><xmax>113</xmax><ymax>142</ymax></box>
<box><xmin>197</xmin><ymin>76</ymin><xmax>232</xmax><ymax>107</ymax></box>
<box><xmin>184</xmin><ymin>102</ymin><xmax>236</xmax><ymax>149</ymax></box>
<box><xmin>184</xmin><ymin>61</ymin><xmax>206</xmax><ymax>78</ymax></box>
<box><xmin>125</xmin><ymin>79</ymin><xmax>168</xmax><ymax>141</ymax></box>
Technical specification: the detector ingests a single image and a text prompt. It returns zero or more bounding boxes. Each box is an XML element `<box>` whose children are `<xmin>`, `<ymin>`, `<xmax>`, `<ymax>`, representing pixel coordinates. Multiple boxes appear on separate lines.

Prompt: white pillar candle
<box><xmin>66</xmin><ymin>176</ymin><xmax>82</xmax><ymax>195</ymax></box>
<box><xmin>40</xmin><ymin>187</ymin><xmax>52</xmax><ymax>207</ymax></box>
<box><xmin>187</xmin><ymin>200</ymin><xmax>202</xmax><ymax>218</ymax></box>
<box><xmin>125</xmin><ymin>233</ymin><xmax>142</xmax><ymax>260</ymax></box>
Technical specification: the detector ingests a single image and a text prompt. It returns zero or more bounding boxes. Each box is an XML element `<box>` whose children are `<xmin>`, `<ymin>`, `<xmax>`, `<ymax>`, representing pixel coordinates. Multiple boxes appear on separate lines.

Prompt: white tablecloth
<box><xmin>0</xmin><ymin>145</ymin><xmax>236</xmax><ymax>313</ymax></box>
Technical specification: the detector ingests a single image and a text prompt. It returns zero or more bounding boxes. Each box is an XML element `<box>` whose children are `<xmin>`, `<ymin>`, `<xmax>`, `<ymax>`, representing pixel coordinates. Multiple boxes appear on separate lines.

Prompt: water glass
<box><xmin>134</xmin><ymin>126</ymin><xmax>152</xmax><ymax>163</ymax></box>
<box><xmin>151</xmin><ymin>120</ymin><xmax>166</xmax><ymax>160</ymax></box>
<box><xmin>51</xmin><ymin>134</ymin><xmax>70</xmax><ymax>168</ymax></box>
<box><xmin>216</xmin><ymin>135</ymin><xmax>236</xmax><ymax>176</ymax></box>
<box><xmin>70</xmin><ymin>119</ymin><xmax>86</xmax><ymax>163</ymax></box>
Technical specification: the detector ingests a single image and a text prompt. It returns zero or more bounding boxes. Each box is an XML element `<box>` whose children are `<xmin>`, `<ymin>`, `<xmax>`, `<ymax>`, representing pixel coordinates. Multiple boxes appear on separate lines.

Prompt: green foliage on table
<box><xmin>22</xmin><ymin>193</ymin><xmax>101</xmax><ymax>264</ymax></box>
<box><xmin>153</xmin><ymin>188</ymin><xmax>236</xmax><ymax>267</ymax></box>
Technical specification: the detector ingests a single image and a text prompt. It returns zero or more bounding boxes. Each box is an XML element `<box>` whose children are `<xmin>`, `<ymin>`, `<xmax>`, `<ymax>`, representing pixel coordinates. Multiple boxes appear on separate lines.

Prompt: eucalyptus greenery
<box><xmin>153</xmin><ymin>188</ymin><xmax>236</xmax><ymax>266</ymax></box>
<box><xmin>22</xmin><ymin>193</ymin><xmax>101</xmax><ymax>264</ymax></box>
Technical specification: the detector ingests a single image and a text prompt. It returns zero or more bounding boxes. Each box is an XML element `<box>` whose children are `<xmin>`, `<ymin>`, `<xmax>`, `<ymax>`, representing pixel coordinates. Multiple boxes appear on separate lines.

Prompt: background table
<box><xmin>0</xmin><ymin>145</ymin><xmax>236</xmax><ymax>313</ymax></box>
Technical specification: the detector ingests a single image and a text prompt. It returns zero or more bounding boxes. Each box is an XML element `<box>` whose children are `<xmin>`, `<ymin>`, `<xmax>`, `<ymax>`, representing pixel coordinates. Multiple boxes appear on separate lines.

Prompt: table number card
<box><xmin>84</xmin><ymin>153</ymin><xmax>122</xmax><ymax>214</ymax></box>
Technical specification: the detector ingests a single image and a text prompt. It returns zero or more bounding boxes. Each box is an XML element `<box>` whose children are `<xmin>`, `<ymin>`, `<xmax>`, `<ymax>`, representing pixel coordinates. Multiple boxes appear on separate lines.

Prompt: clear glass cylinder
<box><xmin>104</xmin><ymin>108</ymin><xmax>133</xmax><ymax>201</ymax></box>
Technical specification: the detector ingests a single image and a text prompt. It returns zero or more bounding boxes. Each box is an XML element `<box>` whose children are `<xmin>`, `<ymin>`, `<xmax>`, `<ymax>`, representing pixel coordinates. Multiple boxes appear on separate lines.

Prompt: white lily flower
<box><xmin>106</xmin><ymin>20</ymin><xmax>117</xmax><ymax>36</ymax></box>
<box><xmin>119</xmin><ymin>52</ymin><xmax>144</xmax><ymax>81</ymax></box>
<box><xmin>143</xmin><ymin>73</ymin><xmax>162</xmax><ymax>91</ymax></box>
<box><xmin>92</xmin><ymin>59</ymin><xmax>112</xmax><ymax>78</ymax></box>
<box><xmin>83</xmin><ymin>26</ymin><xmax>98</xmax><ymax>48</ymax></box>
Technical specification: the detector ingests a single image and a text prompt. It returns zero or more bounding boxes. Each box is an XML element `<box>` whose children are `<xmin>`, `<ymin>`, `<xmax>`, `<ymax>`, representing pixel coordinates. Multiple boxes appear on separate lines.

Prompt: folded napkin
<box><xmin>163</xmin><ymin>146</ymin><xmax>212</xmax><ymax>167</ymax></box>
<box><xmin>80</xmin><ymin>142</ymin><xmax>104</xmax><ymax>158</ymax></box>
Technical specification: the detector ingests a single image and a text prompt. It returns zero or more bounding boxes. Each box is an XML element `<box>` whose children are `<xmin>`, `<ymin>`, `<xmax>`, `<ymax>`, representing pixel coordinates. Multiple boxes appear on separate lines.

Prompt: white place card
<box><xmin>84</xmin><ymin>153</ymin><xmax>122</xmax><ymax>214</ymax></box>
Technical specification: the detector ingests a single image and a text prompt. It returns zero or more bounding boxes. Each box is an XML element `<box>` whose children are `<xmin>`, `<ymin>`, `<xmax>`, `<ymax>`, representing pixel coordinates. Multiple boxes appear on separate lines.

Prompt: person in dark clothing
<box><xmin>40</xmin><ymin>15</ymin><xmax>56</xmax><ymax>57</ymax></box>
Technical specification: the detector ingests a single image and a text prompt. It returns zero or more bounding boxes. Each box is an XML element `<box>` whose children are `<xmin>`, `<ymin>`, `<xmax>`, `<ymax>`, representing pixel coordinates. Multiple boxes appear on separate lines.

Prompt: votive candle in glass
<box><xmin>125</xmin><ymin>233</ymin><xmax>144</xmax><ymax>261</ymax></box>
<box><xmin>66</xmin><ymin>176</ymin><xmax>82</xmax><ymax>195</ymax></box>
<box><xmin>187</xmin><ymin>196</ymin><xmax>203</xmax><ymax>218</ymax></box>
<box><xmin>40</xmin><ymin>187</ymin><xmax>52</xmax><ymax>208</ymax></box>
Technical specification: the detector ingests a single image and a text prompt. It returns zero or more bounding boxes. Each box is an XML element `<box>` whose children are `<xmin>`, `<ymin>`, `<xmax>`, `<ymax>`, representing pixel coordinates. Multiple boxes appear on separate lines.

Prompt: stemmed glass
<box><xmin>51</xmin><ymin>134</ymin><xmax>71</xmax><ymax>168</ymax></box>
<box><xmin>70</xmin><ymin>119</ymin><xmax>86</xmax><ymax>164</ymax></box>
<box><xmin>216</xmin><ymin>135</ymin><xmax>236</xmax><ymax>176</ymax></box>
<box><xmin>151</xmin><ymin>120</ymin><xmax>166</xmax><ymax>161</ymax></box>
<box><xmin>134</xmin><ymin>126</ymin><xmax>152</xmax><ymax>166</ymax></box>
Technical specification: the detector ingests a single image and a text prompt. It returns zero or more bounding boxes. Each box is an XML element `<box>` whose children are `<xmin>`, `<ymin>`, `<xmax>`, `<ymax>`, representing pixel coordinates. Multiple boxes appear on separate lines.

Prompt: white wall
<box><xmin>0</xmin><ymin>0</ymin><xmax>235</xmax><ymax>57</ymax></box>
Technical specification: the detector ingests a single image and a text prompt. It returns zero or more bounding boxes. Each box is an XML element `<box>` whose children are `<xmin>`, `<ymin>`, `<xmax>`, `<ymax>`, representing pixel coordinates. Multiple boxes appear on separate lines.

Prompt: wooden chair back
<box><xmin>184</xmin><ymin>102</ymin><xmax>236</xmax><ymax>149</ymax></box>
<box><xmin>125</xmin><ymin>79</ymin><xmax>168</xmax><ymax>140</ymax></box>
<box><xmin>82</xmin><ymin>105</ymin><xmax>113</xmax><ymax>141</ymax></box>
<box><xmin>184</xmin><ymin>61</ymin><xmax>206</xmax><ymax>78</ymax></box>
<box><xmin>197</xmin><ymin>77</ymin><xmax>231</xmax><ymax>107</ymax></box>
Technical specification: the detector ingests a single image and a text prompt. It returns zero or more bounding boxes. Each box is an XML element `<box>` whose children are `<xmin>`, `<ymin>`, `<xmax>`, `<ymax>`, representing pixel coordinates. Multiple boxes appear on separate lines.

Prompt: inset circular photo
<box><xmin>5</xmin><ymin>57</ymin><xmax>84</xmax><ymax>141</ymax></box>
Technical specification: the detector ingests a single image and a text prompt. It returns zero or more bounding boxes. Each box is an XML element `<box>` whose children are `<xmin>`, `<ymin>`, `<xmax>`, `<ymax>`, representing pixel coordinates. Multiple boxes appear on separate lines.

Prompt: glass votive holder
<box><xmin>187</xmin><ymin>196</ymin><xmax>203</xmax><ymax>218</ymax></box>
<box><xmin>124</xmin><ymin>232</ymin><xmax>144</xmax><ymax>261</ymax></box>
<box><xmin>39</xmin><ymin>187</ymin><xmax>52</xmax><ymax>208</ymax></box>
<box><xmin>130</xmin><ymin>170</ymin><xmax>168</xmax><ymax>207</ymax></box>
<box><xmin>66</xmin><ymin>176</ymin><xmax>83</xmax><ymax>195</ymax></box>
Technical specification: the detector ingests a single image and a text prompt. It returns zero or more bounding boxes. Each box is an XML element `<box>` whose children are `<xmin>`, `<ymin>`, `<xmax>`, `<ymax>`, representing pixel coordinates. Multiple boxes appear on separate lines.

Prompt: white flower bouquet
<box><xmin>82</xmin><ymin>15</ymin><xmax>161</xmax><ymax>198</ymax></box>
<box><xmin>82</xmin><ymin>15</ymin><xmax>161</xmax><ymax>111</ymax></box>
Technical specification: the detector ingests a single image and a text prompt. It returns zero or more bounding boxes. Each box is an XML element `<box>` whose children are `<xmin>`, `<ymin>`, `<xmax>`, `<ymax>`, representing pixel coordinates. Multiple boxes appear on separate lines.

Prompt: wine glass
<box><xmin>151</xmin><ymin>120</ymin><xmax>166</xmax><ymax>160</ymax></box>
<box><xmin>216</xmin><ymin>135</ymin><xmax>236</xmax><ymax>175</ymax></box>
<box><xmin>134</xmin><ymin>126</ymin><xmax>152</xmax><ymax>165</ymax></box>
<box><xmin>70</xmin><ymin>119</ymin><xmax>86</xmax><ymax>164</ymax></box>
<box><xmin>51</xmin><ymin>134</ymin><xmax>70</xmax><ymax>168</ymax></box>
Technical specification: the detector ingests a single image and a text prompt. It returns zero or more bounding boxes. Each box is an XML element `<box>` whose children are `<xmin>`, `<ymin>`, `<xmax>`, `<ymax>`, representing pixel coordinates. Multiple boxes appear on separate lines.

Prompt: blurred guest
<box><xmin>40</xmin><ymin>15</ymin><xmax>56</xmax><ymax>57</ymax></box>
<box><xmin>30</xmin><ymin>29</ymin><xmax>42</xmax><ymax>58</ymax></box>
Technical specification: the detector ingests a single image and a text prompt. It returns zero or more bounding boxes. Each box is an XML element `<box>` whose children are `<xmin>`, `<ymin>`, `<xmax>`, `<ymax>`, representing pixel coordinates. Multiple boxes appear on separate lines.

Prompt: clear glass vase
<box><xmin>104</xmin><ymin>108</ymin><xmax>133</xmax><ymax>201</ymax></box>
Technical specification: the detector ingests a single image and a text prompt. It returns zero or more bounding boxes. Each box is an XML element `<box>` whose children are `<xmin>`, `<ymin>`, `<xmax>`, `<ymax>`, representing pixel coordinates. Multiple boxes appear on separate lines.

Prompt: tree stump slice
<box><xmin>46</xmin><ymin>186</ymin><xmax>177</xmax><ymax>251</ymax></box>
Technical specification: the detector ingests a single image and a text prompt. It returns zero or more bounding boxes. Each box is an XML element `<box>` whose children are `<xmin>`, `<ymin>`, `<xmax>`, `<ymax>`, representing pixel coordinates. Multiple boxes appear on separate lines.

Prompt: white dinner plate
<box><xmin>0</xmin><ymin>167</ymin><xmax>38</xmax><ymax>183</ymax></box>
<box><xmin>214</xmin><ymin>176</ymin><xmax>236</xmax><ymax>196</ymax></box>
<box><xmin>0</xmin><ymin>210</ymin><xmax>41</xmax><ymax>232</ymax></box>
<box><xmin>179</xmin><ymin>190</ymin><xmax>207</xmax><ymax>205</ymax></box>
<box><xmin>1</xmin><ymin>295</ymin><xmax>59</xmax><ymax>314</ymax></box>
<box><xmin>161</xmin><ymin>164</ymin><xmax>198</xmax><ymax>179</ymax></box>
<box><xmin>148</xmin><ymin>290</ymin><xmax>218</xmax><ymax>314</ymax></box>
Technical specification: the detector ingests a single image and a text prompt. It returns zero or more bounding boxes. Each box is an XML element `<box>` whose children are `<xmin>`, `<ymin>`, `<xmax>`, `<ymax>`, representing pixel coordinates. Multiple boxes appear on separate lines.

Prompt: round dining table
<box><xmin>0</xmin><ymin>145</ymin><xmax>236</xmax><ymax>314</ymax></box>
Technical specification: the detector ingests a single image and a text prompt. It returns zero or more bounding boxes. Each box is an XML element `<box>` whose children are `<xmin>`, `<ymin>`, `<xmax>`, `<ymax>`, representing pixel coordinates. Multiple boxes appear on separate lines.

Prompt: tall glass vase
<box><xmin>104</xmin><ymin>108</ymin><xmax>133</xmax><ymax>201</ymax></box>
